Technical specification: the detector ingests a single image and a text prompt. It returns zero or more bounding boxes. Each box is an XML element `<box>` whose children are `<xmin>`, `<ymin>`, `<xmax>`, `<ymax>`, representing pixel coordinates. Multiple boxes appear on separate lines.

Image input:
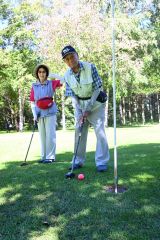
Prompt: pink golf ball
<box><xmin>78</xmin><ymin>173</ymin><xmax>85</xmax><ymax>180</ymax></box>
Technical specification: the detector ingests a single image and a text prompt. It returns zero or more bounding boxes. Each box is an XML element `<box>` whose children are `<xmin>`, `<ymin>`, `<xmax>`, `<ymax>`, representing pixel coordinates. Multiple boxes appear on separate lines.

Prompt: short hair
<box><xmin>34</xmin><ymin>64</ymin><xmax>49</xmax><ymax>79</ymax></box>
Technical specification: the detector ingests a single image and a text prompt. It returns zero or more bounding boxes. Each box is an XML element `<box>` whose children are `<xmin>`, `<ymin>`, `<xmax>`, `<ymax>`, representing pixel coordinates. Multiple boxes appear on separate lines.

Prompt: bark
<box><xmin>157</xmin><ymin>93</ymin><xmax>160</xmax><ymax>123</ymax></box>
<box><xmin>18</xmin><ymin>87</ymin><xmax>24</xmax><ymax>132</ymax></box>
<box><xmin>142</xmin><ymin>95</ymin><xmax>145</xmax><ymax>125</ymax></box>
<box><xmin>128</xmin><ymin>97</ymin><xmax>132</xmax><ymax>124</ymax></box>
<box><xmin>105</xmin><ymin>90</ymin><xmax>109</xmax><ymax>127</ymax></box>
<box><xmin>149</xmin><ymin>96</ymin><xmax>153</xmax><ymax>122</ymax></box>
<box><xmin>119</xmin><ymin>99</ymin><xmax>123</xmax><ymax>125</ymax></box>
<box><xmin>122</xmin><ymin>97</ymin><xmax>126</xmax><ymax>125</ymax></box>
<box><xmin>134</xmin><ymin>96</ymin><xmax>138</xmax><ymax>122</ymax></box>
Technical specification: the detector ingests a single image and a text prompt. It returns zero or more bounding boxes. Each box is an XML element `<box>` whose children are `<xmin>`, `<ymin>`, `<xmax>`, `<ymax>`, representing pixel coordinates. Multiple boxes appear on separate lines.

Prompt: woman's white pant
<box><xmin>38</xmin><ymin>115</ymin><xmax>56</xmax><ymax>160</ymax></box>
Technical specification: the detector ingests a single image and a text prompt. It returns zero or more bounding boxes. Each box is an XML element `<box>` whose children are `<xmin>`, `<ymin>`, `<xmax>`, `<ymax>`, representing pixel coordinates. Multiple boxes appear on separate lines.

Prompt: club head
<box><xmin>42</xmin><ymin>221</ymin><xmax>50</xmax><ymax>227</ymax></box>
<box><xmin>20</xmin><ymin>162</ymin><xmax>28</xmax><ymax>167</ymax></box>
<box><xmin>65</xmin><ymin>172</ymin><xmax>75</xmax><ymax>179</ymax></box>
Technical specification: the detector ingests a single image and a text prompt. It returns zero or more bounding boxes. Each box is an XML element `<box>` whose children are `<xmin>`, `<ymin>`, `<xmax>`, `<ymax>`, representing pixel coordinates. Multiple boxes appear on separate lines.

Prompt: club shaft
<box><xmin>71</xmin><ymin>134</ymin><xmax>81</xmax><ymax>172</ymax></box>
<box><xmin>71</xmin><ymin>125</ymin><xmax>83</xmax><ymax>172</ymax></box>
<box><xmin>24</xmin><ymin>124</ymin><xmax>36</xmax><ymax>162</ymax></box>
<box><xmin>24</xmin><ymin>133</ymin><xmax>34</xmax><ymax>162</ymax></box>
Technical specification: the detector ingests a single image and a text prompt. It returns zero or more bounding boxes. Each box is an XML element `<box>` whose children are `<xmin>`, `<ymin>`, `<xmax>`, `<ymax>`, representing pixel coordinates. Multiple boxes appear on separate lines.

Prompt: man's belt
<box><xmin>77</xmin><ymin>96</ymin><xmax>91</xmax><ymax>100</ymax></box>
<box><xmin>77</xmin><ymin>91</ymin><xmax>107</xmax><ymax>103</ymax></box>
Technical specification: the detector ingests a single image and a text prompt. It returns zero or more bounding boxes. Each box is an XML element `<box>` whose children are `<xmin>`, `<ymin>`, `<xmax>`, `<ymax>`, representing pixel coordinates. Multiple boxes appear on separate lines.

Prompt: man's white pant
<box><xmin>72</xmin><ymin>103</ymin><xmax>110</xmax><ymax>167</ymax></box>
<box><xmin>38</xmin><ymin>115</ymin><xmax>56</xmax><ymax>160</ymax></box>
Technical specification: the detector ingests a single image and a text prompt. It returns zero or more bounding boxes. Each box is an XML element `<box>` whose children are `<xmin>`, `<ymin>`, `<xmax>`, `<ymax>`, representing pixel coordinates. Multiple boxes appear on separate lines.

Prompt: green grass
<box><xmin>0</xmin><ymin>125</ymin><xmax>160</xmax><ymax>240</ymax></box>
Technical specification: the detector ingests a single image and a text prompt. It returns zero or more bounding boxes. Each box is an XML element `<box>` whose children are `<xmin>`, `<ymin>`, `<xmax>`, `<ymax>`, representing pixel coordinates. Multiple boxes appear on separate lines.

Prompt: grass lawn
<box><xmin>0</xmin><ymin>124</ymin><xmax>160</xmax><ymax>240</ymax></box>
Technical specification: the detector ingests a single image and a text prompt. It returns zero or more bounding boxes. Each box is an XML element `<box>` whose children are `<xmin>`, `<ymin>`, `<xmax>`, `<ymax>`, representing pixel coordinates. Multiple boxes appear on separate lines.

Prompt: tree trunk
<box><xmin>149</xmin><ymin>96</ymin><xmax>153</xmax><ymax>122</ymax></box>
<box><xmin>19</xmin><ymin>87</ymin><xmax>24</xmax><ymax>132</ymax></box>
<box><xmin>157</xmin><ymin>93</ymin><xmax>160</xmax><ymax>123</ymax></box>
<box><xmin>142</xmin><ymin>95</ymin><xmax>145</xmax><ymax>125</ymax></box>
<box><xmin>128</xmin><ymin>98</ymin><xmax>132</xmax><ymax>124</ymax></box>
<box><xmin>119</xmin><ymin>99</ymin><xmax>123</xmax><ymax>125</ymax></box>
<box><xmin>15</xmin><ymin>116</ymin><xmax>19</xmax><ymax>131</ymax></box>
<box><xmin>122</xmin><ymin>97</ymin><xmax>126</xmax><ymax>125</ymax></box>
<box><xmin>134</xmin><ymin>96</ymin><xmax>138</xmax><ymax>122</ymax></box>
<box><xmin>105</xmin><ymin>90</ymin><xmax>109</xmax><ymax>127</ymax></box>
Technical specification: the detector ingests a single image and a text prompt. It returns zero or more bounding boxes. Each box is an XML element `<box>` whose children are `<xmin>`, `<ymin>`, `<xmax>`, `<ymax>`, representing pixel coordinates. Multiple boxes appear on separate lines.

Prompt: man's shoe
<box><xmin>97</xmin><ymin>165</ymin><xmax>107</xmax><ymax>172</ymax></box>
<box><xmin>68</xmin><ymin>163</ymin><xmax>83</xmax><ymax>170</ymax></box>
<box><xmin>43</xmin><ymin>159</ymin><xmax>55</xmax><ymax>164</ymax></box>
<box><xmin>38</xmin><ymin>159</ymin><xmax>45</xmax><ymax>163</ymax></box>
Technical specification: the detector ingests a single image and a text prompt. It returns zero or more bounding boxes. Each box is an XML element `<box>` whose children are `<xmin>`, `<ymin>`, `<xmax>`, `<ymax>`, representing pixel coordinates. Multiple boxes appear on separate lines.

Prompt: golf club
<box><xmin>20</xmin><ymin>122</ymin><xmax>37</xmax><ymax>166</ymax></box>
<box><xmin>65</xmin><ymin>123</ymin><xmax>83</xmax><ymax>179</ymax></box>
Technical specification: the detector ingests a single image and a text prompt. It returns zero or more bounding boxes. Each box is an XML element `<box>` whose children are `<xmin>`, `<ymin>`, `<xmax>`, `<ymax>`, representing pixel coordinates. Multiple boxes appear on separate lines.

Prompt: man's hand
<box><xmin>78</xmin><ymin>111</ymin><xmax>90</xmax><ymax>125</ymax></box>
<box><xmin>83</xmin><ymin>111</ymin><xmax>90</xmax><ymax>122</ymax></box>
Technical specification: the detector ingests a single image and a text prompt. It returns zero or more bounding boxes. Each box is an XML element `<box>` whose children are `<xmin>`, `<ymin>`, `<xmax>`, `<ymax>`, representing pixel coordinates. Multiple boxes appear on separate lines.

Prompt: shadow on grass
<box><xmin>115</xmin><ymin>123</ymin><xmax>159</xmax><ymax>129</ymax></box>
<box><xmin>0</xmin><ymin>144</ymin><xmax>160</xmax><ymax>240</ymax></box>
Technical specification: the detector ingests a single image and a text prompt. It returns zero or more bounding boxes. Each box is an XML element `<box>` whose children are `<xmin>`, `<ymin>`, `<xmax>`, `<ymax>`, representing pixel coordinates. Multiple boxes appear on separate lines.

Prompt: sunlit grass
<box><xmin>0</xmin><ymin>124</ymin><xmax>160</xmax><ymax>240</ymax></box>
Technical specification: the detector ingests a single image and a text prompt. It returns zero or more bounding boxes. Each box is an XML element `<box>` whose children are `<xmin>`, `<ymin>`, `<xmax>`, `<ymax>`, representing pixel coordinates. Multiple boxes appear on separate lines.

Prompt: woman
<box><xmin>30</xmin><ymin>64</ymin><xmax>62</xmax><ymax>163</ymax></box>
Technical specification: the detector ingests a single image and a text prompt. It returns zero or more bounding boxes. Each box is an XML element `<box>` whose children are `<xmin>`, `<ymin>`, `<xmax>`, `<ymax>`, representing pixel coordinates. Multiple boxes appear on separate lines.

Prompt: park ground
<box><xmin>0</xmin><ymin>124</ymin><xmax>160</xmax><ymax>240</ymax></box>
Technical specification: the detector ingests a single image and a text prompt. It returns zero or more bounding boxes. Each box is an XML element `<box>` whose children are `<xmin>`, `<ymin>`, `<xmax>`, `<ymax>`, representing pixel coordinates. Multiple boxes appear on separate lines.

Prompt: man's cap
<box><xmin>61</xmin><ymin>45</ymin><xmax>77</xmax><ymax>59</ymax></box>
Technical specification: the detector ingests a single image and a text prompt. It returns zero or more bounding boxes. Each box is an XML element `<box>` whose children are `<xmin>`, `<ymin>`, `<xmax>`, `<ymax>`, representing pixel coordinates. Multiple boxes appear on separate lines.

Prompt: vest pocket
<box><xmin>79</xmin><ymin>83</ymin><xmax>92</xmax><ymax>97</ymax></box>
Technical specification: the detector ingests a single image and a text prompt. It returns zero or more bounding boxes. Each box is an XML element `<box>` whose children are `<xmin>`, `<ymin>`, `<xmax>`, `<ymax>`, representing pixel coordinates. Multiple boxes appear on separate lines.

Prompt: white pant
<box><xmin>73</xmin><ymin>103</ymin><xmax>110</xmax><ymax>167</ymax></box>
<box><xmin>38</xmin><ymin>115</ymin><xmax>56</xmax><ymax>160</ymax></box>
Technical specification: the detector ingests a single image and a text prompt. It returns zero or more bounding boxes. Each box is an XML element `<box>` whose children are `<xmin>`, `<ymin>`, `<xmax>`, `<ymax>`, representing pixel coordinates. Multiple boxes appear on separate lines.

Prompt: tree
<box><xmin>0</xmin><ymin>1</ymin><xmax>38</xmax><ymax>130</ymax></box>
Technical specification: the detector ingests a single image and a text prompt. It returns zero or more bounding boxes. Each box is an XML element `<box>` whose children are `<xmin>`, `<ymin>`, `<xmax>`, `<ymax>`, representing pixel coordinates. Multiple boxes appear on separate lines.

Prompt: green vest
<box><xmin>64</xmin><ymin>62</ymin><xmax>93</xmax><ymax>98</ymax></box>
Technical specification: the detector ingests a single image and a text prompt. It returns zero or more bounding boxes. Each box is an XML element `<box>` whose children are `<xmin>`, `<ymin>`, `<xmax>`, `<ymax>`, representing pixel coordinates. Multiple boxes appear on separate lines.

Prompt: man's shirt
<box><xmin>65</xmin><ymin>61</ymin><xmax>102</xmax><ymax>97</ymax></box>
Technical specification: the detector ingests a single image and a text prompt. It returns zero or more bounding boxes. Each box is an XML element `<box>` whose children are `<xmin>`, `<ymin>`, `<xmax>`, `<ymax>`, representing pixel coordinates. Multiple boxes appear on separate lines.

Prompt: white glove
<box><xmin>48</xmin><ymin>73</ymin><xmax>65</xmax><ymax>83</ymax></box>
<box><xmin>31</xmin><ymin>102</ymin><xmax>38</xmax><ymax>122</ymax></box>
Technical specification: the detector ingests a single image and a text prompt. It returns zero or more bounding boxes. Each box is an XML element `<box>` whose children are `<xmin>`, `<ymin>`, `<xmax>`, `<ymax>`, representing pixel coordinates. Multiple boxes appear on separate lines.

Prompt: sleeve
<box><xmin>91</xmin><ymin>64</ymin><xmax>102</xmax><ymax>91</ymax></box>
<box><xmin>83</xmin><ymin>64</ymin><xmax>102</xmax><ymax>112</ymax></box>
<box><xmin>84</xmin><ymin>88</ymin><xmax>101</xmax><ymax>112</ymax></box>
<box><xmin>65</xmin><ymin>82</ymin><xmax>75</xmax><ymax>97</ymax></box>
<box><xmin>49</xmin><ymin>73</ymin><xmax>65</xmax><ymax>83</ymax></box>
<box><xmin>52</xmin><ymin>80</ymin><xmax>63</xmax><ymax>91</ymax></box>
<box><xmin>30</xmin><ymin>87</ymin><xmax>34</xmax><ymax>101</ymax></box>
<box><xmin>30</xmin><ymin>102</ymin><xmax>37</xmax><ymax>121</ymax></box>
<box><xmin>30</xmin><ymin>87</ymin><xmax>37</xmax><ymax>120</ymax></box>
<box><xmin>49</xmin><ymin>72</ymin><xmax>75</xmax><ymax>97</ymax></box>
<box><xmin>71</xmin><ymin>96</ymin><xmax>83</xmax><ymax>120</ymax></box>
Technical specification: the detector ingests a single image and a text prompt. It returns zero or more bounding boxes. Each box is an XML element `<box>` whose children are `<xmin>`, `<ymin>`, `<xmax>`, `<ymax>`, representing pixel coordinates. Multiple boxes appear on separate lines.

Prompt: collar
<box><xmin>35</xmin><ymin>79</ymin><xmax>49</xmax><ymax>85</ymax></box>
<box><xmin>69</xmin><ymin>61</ymin><xmax>85</xmax><ymax>75</ymax></box>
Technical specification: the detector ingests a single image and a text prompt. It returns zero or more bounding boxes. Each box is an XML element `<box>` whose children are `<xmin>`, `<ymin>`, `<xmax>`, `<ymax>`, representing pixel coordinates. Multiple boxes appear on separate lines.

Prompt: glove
<box><xmin>31</xmin><ymin>102</ymin><xmax>39</xmax><ymax>124</ymax></box>
<box><xmin>49</xmin><ymin>73</ymin><xmax>65</xmax><ymax>83</ymax></box>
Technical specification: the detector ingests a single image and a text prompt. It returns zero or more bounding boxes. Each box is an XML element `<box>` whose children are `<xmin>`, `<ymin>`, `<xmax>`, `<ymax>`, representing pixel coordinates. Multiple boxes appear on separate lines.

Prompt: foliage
<box><xmin>0</xmin><ymin>0</ymin><xmax>39</xmax><ymax>129</ymax></box>
<box><xmin>0</xmin><ymin>0</ymin><xmax>159</xmax><ymax>129</ymax></box>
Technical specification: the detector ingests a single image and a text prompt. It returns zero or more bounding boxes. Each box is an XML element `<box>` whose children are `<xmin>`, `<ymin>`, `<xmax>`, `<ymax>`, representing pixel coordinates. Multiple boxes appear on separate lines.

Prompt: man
<box><xmin>53</xmin><ymin>45</ymin><xmax>110</xmax><ymax>172</ymax></box>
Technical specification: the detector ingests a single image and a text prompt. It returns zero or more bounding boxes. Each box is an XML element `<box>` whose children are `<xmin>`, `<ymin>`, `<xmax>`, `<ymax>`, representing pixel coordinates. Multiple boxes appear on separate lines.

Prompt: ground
<box><xmin>0</xmin><ymin>124</ymin><xmax>160</xmax><ymax>240</ymax></box>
